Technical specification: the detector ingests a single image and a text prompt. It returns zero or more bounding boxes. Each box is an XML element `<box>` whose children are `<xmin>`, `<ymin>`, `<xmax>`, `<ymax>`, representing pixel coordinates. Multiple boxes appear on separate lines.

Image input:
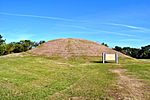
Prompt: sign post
<box><xmin>115</xmin><ymin>53</ymin><xmax>118</xmax><ymax>64</ymax></box>
<box><xmin>102</xmin><ymin>52</ymin><xmax>106</xmax><ymax>63</ymax></box>
<box><xmin>102</xmin><ymin>52</ymin><xmax>118</xmax><ymax>64</ymax></box>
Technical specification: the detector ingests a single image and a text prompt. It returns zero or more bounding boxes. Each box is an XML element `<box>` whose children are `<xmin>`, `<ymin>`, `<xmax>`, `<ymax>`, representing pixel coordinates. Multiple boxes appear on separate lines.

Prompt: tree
<box><xmin>39</xmin><ymin>40</ymin><xmax>45</xmax><ymax>45</ymax></box>
<box><xmin>101</xmin><ymin>42</ymin><xmax>108</xmax><ymax>47</ymax></box>
<box><xmin>0</xmin><ymin>35</ymin><xmax>6</xmax><ymax>55</ymax></box>
<box><xmin>0</xmin><ymin>44</ymin><xmax>6</xmax><ymax>55</ymax></box>
<box><xmin>4</xmin><ymin>43</ymin><xmax>15</xmax><ymax>55</ymax></box>
<box><xmin>0</xmin><ymin>35</ymin><xmax>5</xmax><ymax>45</ymax></box>
<box><xmin>113</xmin><ymin>45</ymin><xmax>150</xmax><ymax>59</ymax></box>
<box><xmin>13</xmin><ymin>43</ymin><xmax>24</xmax><ymax>53</ymax></box>
<box><xmin>0</xmin><ymin>34</ymin><xmax>46</xmax><ymax>56</ymax></box>
<box><xmin>139</xmin><ymin>45</ymin><xmax>150</xmax><ymax>58</ymax></box>
<box><xmin>33</xmin><ymin>40</ymin><xmax>45</xmax><ymax>48</ymax></box>
<box><xmin>113</xmin><ymin>46</ymin><xmax>122</xmax><ymax>52</ymax></box>
<box><xmin>20</xmin><ymin>40</ymin><xmax>34</xmax><ymax>51</ymax></box>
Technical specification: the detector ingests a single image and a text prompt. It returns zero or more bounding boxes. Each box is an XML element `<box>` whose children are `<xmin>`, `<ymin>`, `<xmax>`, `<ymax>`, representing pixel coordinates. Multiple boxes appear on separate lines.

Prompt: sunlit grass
<box><xmin>0</xmin><ymin>55</ymin><xmax>149</xmax><ymax>99</ymax></box>
<box><xmin>0</xmin><ymin>56</ymin><xmax>115</xmax><ymax>99</ymax></box>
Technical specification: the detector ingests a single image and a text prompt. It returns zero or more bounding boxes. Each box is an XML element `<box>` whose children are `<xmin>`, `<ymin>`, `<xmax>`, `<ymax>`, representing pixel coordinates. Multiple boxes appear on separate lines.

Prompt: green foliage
<box><xmin>4</xmin><ymin>43</ymin><xmax>15</xmax><ymax>55</ymax></box>
<box><xmin>101</xmin><ymin>42</ymin><xmax>108</xmax><ymax>47</ymax></box>
<box><xmin>0</xmin><ymin>35</ymin><xmax>6</xmax><ymax>55</ymax></box>
<box><xmin>114</xmin><ymin>46</ymin><xmax>122</xmax><ymax>52</ymax></box>
<box><xmin>0</xmin><ymin>34</ymin><xmax>45</xmax><ymax>56</ymax></box>
<box><xmin>113</xmin><ymin>45</ymin><xmax>150</xmax><ymax>59</ymax></box>
<box><xmin>0</xmin><ymin>35</ymin><xmax>5</xmax><ymax>45</ymax></box>
<box><xmin>33</xmin><ymin>40</ymin><xmax>45</xmax><ymax>47</ymax></box>
<box><xmin>12</xmin><ymin>42</ymin><xmax>24</xmax><ymax>53</ymax></box>
<box><xmin>20</xmin><ymin>40</ymin><xmax>34</xmax><ymax>51</ymax></box>
<box><xmin>0</xmin><ymin>44</ymin><xmax>6</xmax><ymax>55</ymax></box>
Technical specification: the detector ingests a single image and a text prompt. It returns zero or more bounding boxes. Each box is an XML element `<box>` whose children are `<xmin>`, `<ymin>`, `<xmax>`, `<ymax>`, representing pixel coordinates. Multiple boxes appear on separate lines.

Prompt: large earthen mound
<box><xmin>29</xmin><ymin>38</ymin><xmax>126</xmax><ymax>58</ymax></box>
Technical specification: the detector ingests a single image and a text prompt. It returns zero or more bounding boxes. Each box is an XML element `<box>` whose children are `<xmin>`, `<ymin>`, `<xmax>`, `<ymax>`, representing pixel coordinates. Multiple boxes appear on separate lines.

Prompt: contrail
<box><xmin>0</xmin><ymin>12</ymin><xmax>77</xmax><ymax>22</ymax></box>
<box><xmin>98</xmin><ymin>30</ymin><xmax>135</xmax><ymax>37</ymax></box>
<box><xmin>106</xmin><ymin>23</ymin><xmax>150</xmax><ymax>32</ymax></box>
<box><xmin>107</xmin><ymin>23</ymin><xmax>141</xmax><ymax>29</ymax></box>
<box><xmin>105</xmin><ymin>22</ymin><xmax>150</xmax><ymax>34</ymax></box>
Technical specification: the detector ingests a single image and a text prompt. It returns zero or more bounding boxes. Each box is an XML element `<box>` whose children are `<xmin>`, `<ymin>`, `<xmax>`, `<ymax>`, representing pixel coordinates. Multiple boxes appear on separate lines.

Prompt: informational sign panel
<box><xmin>102</xmin><ymin>52</ymin><xmax>118</xmax><ymax>64</ymax></box>
<box><xmin>106</xmin><ymin>54</ymin><xmax>116</xmax><ymax>61</ymax></box>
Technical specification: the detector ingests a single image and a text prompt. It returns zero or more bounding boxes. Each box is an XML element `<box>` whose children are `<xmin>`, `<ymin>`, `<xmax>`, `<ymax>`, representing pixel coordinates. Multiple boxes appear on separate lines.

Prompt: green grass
<box><xmin>0</xmin><ymin>55</ymin><xmax>149</xmax><ymax>99</ymax></box>
<box><xmin>0</xmin><ymin>56</ymin><xmax>116</xmax><ymax>100</ymax></box>
<box><xmin>139</xmin><ymin>59</ymin><xmax>150</xmax><ymax>62</ymax></box>
<box><xmin>123</xmin><ymin>59</ymin><xmax>150</xmax><ymax>83</ymax></box>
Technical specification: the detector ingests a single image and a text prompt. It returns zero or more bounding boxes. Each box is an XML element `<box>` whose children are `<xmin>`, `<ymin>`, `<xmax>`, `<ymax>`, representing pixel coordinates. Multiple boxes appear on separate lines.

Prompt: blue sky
<box><xmin>0</xmin><ymin>0</ymin><xmax>150</xmax><ymax>48</ymax></box>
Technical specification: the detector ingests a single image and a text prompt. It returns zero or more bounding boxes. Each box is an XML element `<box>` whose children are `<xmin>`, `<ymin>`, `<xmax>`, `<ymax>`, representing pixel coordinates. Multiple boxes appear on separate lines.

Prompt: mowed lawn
<box><xmin>123</xmin><ymin>59</ymin><xmax>150</xmax><ymax>84</ymax></box>
<box><xmin>0</xmin><ymin>55</ymin><xmax>150</xmax><ymax>99</ymax></box>
<box><xmin>0</xmin><ymin>56</ymin><xmax>115</xmax><ymax>100</ymax></box>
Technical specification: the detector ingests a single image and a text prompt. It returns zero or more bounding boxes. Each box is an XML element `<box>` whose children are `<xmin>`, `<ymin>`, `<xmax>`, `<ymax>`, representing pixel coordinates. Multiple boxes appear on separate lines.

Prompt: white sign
<box><xmin>106</xmin><ymin>54</ymin><xmax>116</xmax><ymax>61</ymax></box>
<box><xmin>102</xmin><ymin>52</ymin><xmax>118</xmax><ymax>64</ymax></box>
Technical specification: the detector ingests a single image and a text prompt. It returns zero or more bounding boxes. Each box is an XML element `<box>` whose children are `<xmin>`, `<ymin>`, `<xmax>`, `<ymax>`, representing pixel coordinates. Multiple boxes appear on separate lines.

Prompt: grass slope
<box><xmin>123</xmin><ymin>60</ymin><xmax>150</xmax><ymax>83</ymax></box>
<box><xmin>0</xmin><ymin>56</ymin><xmax>115</xmax><ymax>99</ymax></box>
<box><xmin>0</xmin><ymin>55</ymin><xmax>149</xmax><ymax>99</ymax></box>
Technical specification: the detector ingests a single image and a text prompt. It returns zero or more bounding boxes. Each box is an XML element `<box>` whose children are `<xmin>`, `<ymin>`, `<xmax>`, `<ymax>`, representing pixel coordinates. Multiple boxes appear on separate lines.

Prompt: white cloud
<box><xmin>119</xmin><ymin>38</ymin><xmax>142</xmax><ymax>42</ymax></box>
<box><xmin>0</xmin><ymin>12</ymin><xmax>78</xmax><ymax>22</ymax></box>
<box><xmin>98</xmin><ymin>30</ymin><xmax>135</xmax><ymax>37</ymax></box>
<box><xmin>106</xmin><ymin>23</ymin><xmax>150</xmax><ymax>32</ymax></box>
<box><xmin>107</xmin><ymin>23</ymin><xmax>140</xmax><ymax>29</ymax></box>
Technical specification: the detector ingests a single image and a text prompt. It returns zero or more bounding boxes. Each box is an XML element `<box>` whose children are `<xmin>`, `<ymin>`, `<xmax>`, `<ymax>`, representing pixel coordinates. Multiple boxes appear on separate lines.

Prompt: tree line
<box><xmin>0</xmin><ymin>35</ymin><xmax>45</xmax><ymax>56</ymax></box>
<box><xmin>113</xmin><ymin>45</ymin><xmax>150</xmax><ymax>59</ymax></box>
<box><xmin>0</xmin><ymin>35</ymin><xmax>150</xmax><ymax>58</ymax></box>
<box><xmin>101</xmin><ymin>42</ymin><xmax>150</xmax><ymax>59</ymax></box>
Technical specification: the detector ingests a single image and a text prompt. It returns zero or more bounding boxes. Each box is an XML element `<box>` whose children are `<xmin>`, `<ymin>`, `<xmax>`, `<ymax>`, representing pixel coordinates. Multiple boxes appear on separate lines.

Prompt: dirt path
<box><xmin>110</xmin><ymin>68</ymin><xmax>150</xmax><ymax>100</ymax></box>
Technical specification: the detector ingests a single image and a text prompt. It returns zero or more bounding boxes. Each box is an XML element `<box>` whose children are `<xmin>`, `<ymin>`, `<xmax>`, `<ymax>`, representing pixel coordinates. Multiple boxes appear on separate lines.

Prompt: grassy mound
<box><xmin>29</xmin><ymin>38</ymin><xmax>126</xmax><ymax>58</ymax></box>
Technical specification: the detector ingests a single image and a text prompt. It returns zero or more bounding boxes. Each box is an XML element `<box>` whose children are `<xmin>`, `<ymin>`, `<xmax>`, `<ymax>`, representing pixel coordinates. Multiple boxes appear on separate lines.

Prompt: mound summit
<box><xmin>29</xmin><ymin>38</ymin><xmax>125</xmax><ymax>58</ymax></box>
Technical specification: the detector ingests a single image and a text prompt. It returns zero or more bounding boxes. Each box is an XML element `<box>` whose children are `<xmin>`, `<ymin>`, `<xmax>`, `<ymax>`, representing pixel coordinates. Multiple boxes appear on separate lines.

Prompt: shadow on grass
<box><xmin>90</xmin><ymin>61</ymin><xmax>103</xmax><ymax>63</ymax></box>
<box><xmin>90</xmin><ymin>61</ymin><xmax>111</xmax><ymax>63</ymax></box>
